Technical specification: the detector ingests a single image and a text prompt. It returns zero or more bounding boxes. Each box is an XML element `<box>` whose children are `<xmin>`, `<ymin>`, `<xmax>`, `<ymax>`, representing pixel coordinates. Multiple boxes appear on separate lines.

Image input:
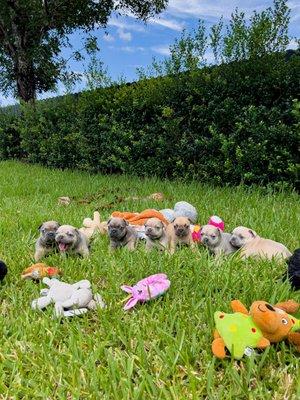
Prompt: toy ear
<box><xmin>275</xmin><ymin>300</ymin><xmax>300</xmax><ymax>314</ymax></box>
<box><xmin>249</xmin><ymin>229</ymin><xmax>257</xmax><ymax>238</ymax></box>
<box><xmin>121</xmin><ymin>285</ymin><xmax>133</xmax><ymax>294</ymax></box>
<box><xmin>124</xmin><ymin>297</ymin><xmax>138</xmax><ymax>310</ymax></box>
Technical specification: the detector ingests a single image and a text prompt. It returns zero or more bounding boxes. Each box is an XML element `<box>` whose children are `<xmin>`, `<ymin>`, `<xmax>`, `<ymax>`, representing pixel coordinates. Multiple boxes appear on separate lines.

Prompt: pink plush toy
<box><xmin>208</xmin><ymin>215</ymin><xmax>225</xmax><ymax>231</ymax></box>
<box><xmin>121</xmin><ymin>273</ymin><xmax>170</xmax><ymax>310</ymax></box>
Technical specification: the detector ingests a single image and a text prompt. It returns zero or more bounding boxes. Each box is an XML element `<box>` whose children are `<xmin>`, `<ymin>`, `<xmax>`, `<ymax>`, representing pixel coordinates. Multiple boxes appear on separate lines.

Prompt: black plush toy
<box><xmin>285</xmin><ymin>249</ymin><xmax>300</xmax><ymax>291</ymax></box>
<box><xmin>0</xmin><ymin>260</ymin><xmax>7</xmax><ymax>281</ymax></box>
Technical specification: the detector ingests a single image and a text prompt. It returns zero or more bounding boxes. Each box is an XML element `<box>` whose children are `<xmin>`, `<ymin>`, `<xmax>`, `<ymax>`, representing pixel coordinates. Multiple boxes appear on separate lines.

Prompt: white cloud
<box><xmin>288</xmin><ymin>38</ymin><xmax>299</xmax><ymax>49</ymax></box>
<box><xmin>118</xmin><ymin>29</ymin><xmax>132</xmax><ymax>41</ymax></box>
<box><xmin>108</xmin><ymin>17</ymin><xmax>145</xmax><ymax>32</ymax></box>
<box><xmin>151</xmin><ymin>45</ymin><xmax>171</xmax><ymax>56</ymax></box>
<box><xmin>121</xmin><ymin>46</ymin><xmax>145</xmax><ymax>53</ymax></box>
<box><xmin>165</xmin><ymin>0</ymin><xmax>268</xmax><ymax>20</ymax></box>
<box><xmin>103</xmin><ymin>33</ymin><xmax>115</xmax><ymax>42</ymax></box>
<box><xmin>149</xmin><ymin>17</ymin><xmax>184</xmax><ymax>31</ymax></box>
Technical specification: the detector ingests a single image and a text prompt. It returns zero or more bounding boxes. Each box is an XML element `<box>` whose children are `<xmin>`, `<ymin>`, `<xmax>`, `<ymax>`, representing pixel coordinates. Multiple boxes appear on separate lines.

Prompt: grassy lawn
<box><xmin>0</xmin><ymin>160</ymin><xmax>299</xmax><ymax>399</ymax></box>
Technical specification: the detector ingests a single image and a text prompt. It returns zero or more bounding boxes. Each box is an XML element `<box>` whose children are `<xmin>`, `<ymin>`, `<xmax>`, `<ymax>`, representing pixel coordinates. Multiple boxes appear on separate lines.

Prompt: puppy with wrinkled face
<box><xmin>144</xmin><ymin>217</ymin><xmax>168</xmax><ymax>252</ymax></box>
<box><xmin>107</xmin><ymin>217</ymin><xmax>137</xmax><ymax>251</ymax></box>
<box><xmin>55</xmin><ymin>225</ymin><xmax>89</xmax><ymax>258</ymax></box>
<box><xmin>200</xmin><ymin>225</ymin><xmax>237</xmax><ymax>256</ymax></box>
<box><xmin>230</xmin><ymin>226</ymin><xmax>292</xmax><ymax>260</ymax></box>
<box><xmin>35</xmin><ymin>221</ymin><xmax>60</xmax><ymax>262</ymax></box>
<box><xmin>166</xmin><ymin>216</ymin><xmax>196</xmax><ymax>255</ymax></box>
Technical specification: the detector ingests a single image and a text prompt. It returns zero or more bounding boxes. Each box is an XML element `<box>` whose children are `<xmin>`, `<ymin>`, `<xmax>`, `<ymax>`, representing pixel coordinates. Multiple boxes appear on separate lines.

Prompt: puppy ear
<box><xmin>107</xmin><ymin>218</ymin><xmax>112</xmax><ymax>225</ymax></box>
<box><xmin>123</xmin><ymin>219</ymin><xmax>129</xmax><ymax>226</ymax></box>
<box><xmin>38</xmin><ymin>224</ymin><xmax>43</xmax><ymax>231</ymax></box>
<box><xmin>248</xmin><ymin>229</ymin><xmax>257</xmax><ymax>238</ymax></box>
<box><xmin>75</xmin><ymin>228</ymin><xmax>80</xmax><ymax>235</ymax></box>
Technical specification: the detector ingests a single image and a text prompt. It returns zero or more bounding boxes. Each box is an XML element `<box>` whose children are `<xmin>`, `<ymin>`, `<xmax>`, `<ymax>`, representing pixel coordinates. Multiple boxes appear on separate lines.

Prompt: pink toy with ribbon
<box><xmin>121</xmin><ymin>273</ymin><xmax>170</xmax><ymax>310</ymax></box>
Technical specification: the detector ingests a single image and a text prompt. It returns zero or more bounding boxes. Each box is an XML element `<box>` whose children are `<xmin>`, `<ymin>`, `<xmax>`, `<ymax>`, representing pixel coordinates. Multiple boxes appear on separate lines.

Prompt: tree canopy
<box><xmin>0</xmin><ymin>0</ymin><xmax>168</xmax><ymax>102</ymax></box>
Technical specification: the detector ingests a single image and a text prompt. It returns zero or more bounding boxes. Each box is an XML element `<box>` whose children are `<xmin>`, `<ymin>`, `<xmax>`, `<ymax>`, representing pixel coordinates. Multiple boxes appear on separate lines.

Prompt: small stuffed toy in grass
<box><xmin>79</xmin><ymin>211</ymin><xmax>107</xmax><ymax>240</ymax></box>
<box><xmin>212</xmin><ymin>299</ymin><xmax>300</xmax><ymax>359</ymax></box>
<box><xmin>121</xmin><ymin>273</ymin><xmax>170</xmax><ymax>310</ymax></box>
<box><xmin>31</xmin><ymin>278</ymin><xmax>105</xmax><ymax>317</ymax></box>
<box><xmin>21</xmin><ymin>263</ymin><xmax>62</xmax><ymax>280</ymax></box>
<box><xmin>0</xmin><ymin>260</ymin><xmax>7</xmax><ymax>281</ymax></box>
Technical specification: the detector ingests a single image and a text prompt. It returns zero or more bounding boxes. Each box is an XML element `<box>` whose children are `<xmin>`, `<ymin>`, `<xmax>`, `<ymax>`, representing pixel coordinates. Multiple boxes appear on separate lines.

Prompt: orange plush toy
<box><xmin>212</xmin><ymin>299</ymin><xmax>300</xmax><ymax>359</ymax></box>
<box><xmin>21</xmin><ymin>263</ymin><xmax>62</xmax><ymax>280</ymax></box>
<box><xmin>111</xmin><ymin>209</ymin><xmax>169</xmax><ymax>226</ymax></box>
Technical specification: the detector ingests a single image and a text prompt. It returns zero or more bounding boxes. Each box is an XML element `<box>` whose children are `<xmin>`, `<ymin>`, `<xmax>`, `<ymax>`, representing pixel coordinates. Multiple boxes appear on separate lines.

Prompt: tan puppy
<box><xmin>55</xmin><ymin>225</ymin><xmax>89</xmax><ymax>258</ymax></box>
<box><xmin>107</xmin><ymin>217</ymin><xmax>137</xmax><ymax>251</ymax></box>
<box><xmin>166</xmin><ymin>216</ymin><xmax>195</xmax><ymax>255</ymax></box>
<box><xmin>144</xmin><ymin>218</ymin><xmax>168</xmax><ymax>252</ymax></box>
<box><xmin>230</xmin><ymin>226</ymin><xmax>292</xmax><ymax>260</ymax></box>
<box><xmin>34</xmin><ymin>221</ymin><xmax>60</xmax><ymax>262</ymax></box>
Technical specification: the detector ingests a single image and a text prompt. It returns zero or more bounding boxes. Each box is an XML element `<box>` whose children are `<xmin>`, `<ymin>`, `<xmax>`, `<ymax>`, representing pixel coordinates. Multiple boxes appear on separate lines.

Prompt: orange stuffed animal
<box><xmin>212</xmin><ymin>299</ymin><xmax>300</xmax><ymax>359</ymax></box>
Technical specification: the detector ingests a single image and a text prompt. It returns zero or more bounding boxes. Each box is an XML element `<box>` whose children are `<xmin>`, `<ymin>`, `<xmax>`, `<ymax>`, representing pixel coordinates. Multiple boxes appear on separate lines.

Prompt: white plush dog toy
<box><xmin>31</xmin><ymin>277</ymin><xmax>105</xmax><ymax>317</ymax></box>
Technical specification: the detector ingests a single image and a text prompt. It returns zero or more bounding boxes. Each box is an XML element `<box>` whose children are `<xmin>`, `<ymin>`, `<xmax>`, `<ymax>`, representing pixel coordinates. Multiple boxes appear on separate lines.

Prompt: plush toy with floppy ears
<box><xmin>121</xmin><ymin>273</ymin><xmax>170</xmax><ymax>310</ymax></box>
<box><xmin>212</xmin><ymin>299</ymin><xmax>300</xmax><ymax>359</ymax></box>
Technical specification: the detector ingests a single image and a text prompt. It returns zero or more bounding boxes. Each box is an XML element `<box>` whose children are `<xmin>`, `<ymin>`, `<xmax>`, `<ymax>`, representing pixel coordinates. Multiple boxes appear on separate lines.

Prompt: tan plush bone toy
<box><xmin>79</xmin><ymin>211</ymin><xmax>107</xmax><ymax>240</ymax></box>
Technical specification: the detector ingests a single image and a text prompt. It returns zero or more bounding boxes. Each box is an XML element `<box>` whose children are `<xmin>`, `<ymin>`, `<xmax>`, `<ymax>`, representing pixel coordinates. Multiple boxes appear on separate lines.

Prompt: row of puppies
<box><xmin>108</xmin><ymin>216</ymin><xmax>195</xmax><ymax>254</ymax></box>
<box><xmin>200</xmin><ymin>225</ymin><xmax>292</xmax><ymax>259</ymax></box>
<box><xmin>108</xmin><ymin>217</ymin><xmax>292</xmax><ymax>259</ymax></box>
<box><xmin>35</xmin><ymin>221</ymin><xmax>89</xmax><ymax>261</ymax></box>
<box><xmin>36</xmin><ymin>217</ymin><xmax>292</xmax><ymax>261</ymax></box>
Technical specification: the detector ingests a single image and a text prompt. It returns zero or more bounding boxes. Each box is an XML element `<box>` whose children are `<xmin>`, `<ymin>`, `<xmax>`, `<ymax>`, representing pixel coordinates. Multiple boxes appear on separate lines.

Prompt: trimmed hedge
<box><xmin>0</xmin><ymin>52</ymin><xmax>299</xmax><ymax>188</ymax></box>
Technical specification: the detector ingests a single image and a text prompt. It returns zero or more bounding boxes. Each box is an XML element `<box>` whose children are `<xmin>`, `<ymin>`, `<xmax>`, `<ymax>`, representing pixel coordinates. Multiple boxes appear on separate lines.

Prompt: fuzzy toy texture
<box><xmin>212</xmin><ymin>300</ymin><xmax>300</xmax><ymax>359</ymax></box>
<box><xmin>31</xmin><ymin>278</ymin><xmax>105</xmax><ymax>317</ymax></box>
<box><xmin>79</xmin><ymin>211</ymin><xmax>107</xmax><ymax>240</ymax></box>
<box><xmin>111</xmin><ymin>209</ymin><xmax>169</xmax><ymax>226</ymax></box>
<box><xmin>0</xmin><ymin>260</ymin><xmax>7</xmax><ymax>281</ymax></box>
<box><xmin>160</xmin><ymin>201</ymin><xmax>198</xmax><ymax>223</ymax></box>
<box><xmin>121</xmin><ymin>273</ymin><xmax>170</xmax><ymax>310</ymax></box>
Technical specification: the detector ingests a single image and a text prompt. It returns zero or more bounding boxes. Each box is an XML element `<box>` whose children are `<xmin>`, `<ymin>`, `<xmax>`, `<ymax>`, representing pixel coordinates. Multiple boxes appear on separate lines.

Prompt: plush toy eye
<box><xmin>281</xmin><ymin>318</ymin><xmax>288</xmax><ymax>325</ymax></box>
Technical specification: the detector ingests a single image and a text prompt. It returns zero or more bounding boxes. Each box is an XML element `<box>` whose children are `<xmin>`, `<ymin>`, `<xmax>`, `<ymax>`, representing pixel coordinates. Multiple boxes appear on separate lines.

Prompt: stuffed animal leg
<box><xmin>79</xmin><ymin>211</ymin><xmax>107</xmax><ymax>241</ymax></box>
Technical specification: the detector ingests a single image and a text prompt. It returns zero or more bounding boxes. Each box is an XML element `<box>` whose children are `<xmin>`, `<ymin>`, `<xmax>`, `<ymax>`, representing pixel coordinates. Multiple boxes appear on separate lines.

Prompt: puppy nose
<box><xmin>265</xmin><ymin>304</ymin><xmax>275</xmax><ymax>312</ymax></box>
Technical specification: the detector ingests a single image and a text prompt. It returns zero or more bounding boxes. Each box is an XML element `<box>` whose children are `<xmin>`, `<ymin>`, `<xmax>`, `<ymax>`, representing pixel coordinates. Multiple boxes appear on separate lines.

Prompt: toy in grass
<box><xmin>212</xmin><ymin>299</ymin><xmax>300</xmax><ymax>360</ymax></box>
<box><xmin>31</xmin><ymin>278</ymin><xmax>105</xmax><ymax>317</ymax></box>
<box><xmin>160</xmin><ymin>201</ymin><xmax>198</xmax><ymax>224</ymax></box>
<box><xmin>0</xmin><ymin>260</ymin><xmax>7</xmax><ymax>281</ymax></box>
<box><xmin>121</xmin><ymin>273</ymin><xmax>170</xmax><ymax>310</ymax></box>
<box><xmin>79</xmin><ymin>211</ymin><xmax>107</xmax><ymax>240</ymax></box>
<box><xmin>21</xmin><ymin>263</ymin><xmax>62</xmax><ymax>280</ymax></box>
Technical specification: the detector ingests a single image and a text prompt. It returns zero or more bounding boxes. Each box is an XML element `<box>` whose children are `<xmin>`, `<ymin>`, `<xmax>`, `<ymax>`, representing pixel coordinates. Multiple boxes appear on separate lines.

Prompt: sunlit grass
<box><xmin>0</xmin><ymin>160</ymin><xmax>299</xmax><ymax>399</ymax></box>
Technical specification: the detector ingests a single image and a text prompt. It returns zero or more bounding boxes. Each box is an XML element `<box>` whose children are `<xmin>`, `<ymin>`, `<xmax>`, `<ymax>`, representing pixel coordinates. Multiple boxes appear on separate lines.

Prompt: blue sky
<box><xmin>1</xmin><ymin>0</ymin><xmax>299</xmax><ymax>106</ymax></box>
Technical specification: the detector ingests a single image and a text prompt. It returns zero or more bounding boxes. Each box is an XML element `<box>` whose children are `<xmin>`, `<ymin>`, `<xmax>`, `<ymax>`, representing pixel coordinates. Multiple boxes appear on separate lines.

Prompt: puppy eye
<box><xmin>211</xmin><ymin>235</ymin><xmax>216</xmax><ymax>239</ymax></box>
<box><xmin>184</xmin><ymin>224</ymin><xmax>188</xmax><ymax>228</ymax></box>
<box><xmin>174</xmin><ymin>225</ymin><xmax>178</xmax><ymax>229</ymax></box>
<box><xmin>67</xmin><ymin>233</ymin><xmax>74</xmax><ymax>237</ymax></box>
<box><xmin>239</xmin><ymin>235</ymin><xmax>244</xmax><ymax>239</ymax></box>
<box><xmin>281</xmin><ymin>318</ymin><xmax>288</xmax><ymax>325</ymax></box>
<box><xmin>155</xmin><ymin>226</ymin><xmax>160</xmax><ymax>229</ymax></box>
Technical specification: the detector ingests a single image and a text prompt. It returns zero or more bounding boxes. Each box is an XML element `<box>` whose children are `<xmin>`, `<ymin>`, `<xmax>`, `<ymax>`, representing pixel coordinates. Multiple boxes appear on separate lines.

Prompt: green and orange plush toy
<box><xmin>212</xmin><ymin>299</ymin><xmax>300</xmax><ymax>359</ymax></box>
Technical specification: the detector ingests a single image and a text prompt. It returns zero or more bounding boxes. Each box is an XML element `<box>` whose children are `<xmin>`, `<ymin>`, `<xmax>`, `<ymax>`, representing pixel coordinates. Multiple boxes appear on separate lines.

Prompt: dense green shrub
<box><xmin>0</xmin><ymin>52</ymin><xmax>299</xmax><ymax>188</ymax></box>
